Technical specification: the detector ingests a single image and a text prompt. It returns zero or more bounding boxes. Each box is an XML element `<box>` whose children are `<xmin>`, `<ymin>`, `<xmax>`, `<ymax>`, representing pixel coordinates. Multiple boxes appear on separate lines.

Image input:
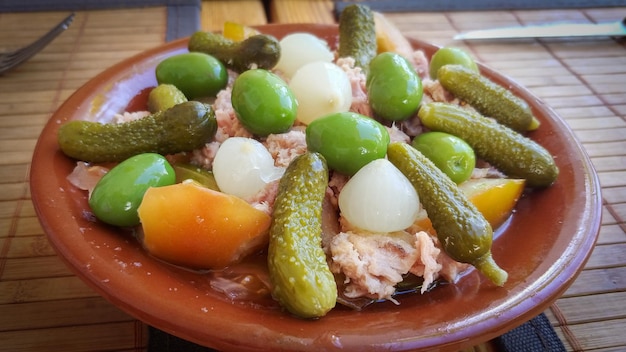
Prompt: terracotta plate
<box><xmin>30</xmin><ymin>24</ymin><xmax>602</xmax><ymax>351</ymax></box>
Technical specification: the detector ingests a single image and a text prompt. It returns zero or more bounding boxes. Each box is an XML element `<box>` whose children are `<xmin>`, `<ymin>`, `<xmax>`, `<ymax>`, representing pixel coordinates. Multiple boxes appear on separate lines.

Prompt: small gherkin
<box><xmin>387</xmin><ymin>142</ymin><xmax>508</xmax><ymax>286</ymax></box>
<box><xmin>437</xmin><ymin>64</ymin><xmax>539</xmax><ymax>132</ymax></box>
<box><xmin>267</xmin><ymin>152</ymin><xmax>337</xmax><ymax>319</ymax></box>
<box><xmin>417</xmin><ymin>102</ymin><xmax>559</xmax><ymax>188</ymax></box>
<box><xmin>338</xmin><ymin>4</ymin><xmax>377</xmax><ymax>73</ymax></box>
<box><xmin>57</xmin><ymin>101</ymin><xmax>216</xmax><ymax>163</ymax></box>
<box><xmin>188</xmin><ymin>31</ymin><xmax>280</xmax><ymax>72</ymax></box>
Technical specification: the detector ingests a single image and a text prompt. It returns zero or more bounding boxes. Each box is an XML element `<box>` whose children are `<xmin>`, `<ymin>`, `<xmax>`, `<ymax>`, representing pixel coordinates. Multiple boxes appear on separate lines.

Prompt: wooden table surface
<box><xmin>1</xmin><ymin>1</ymin><xmax>625</xmax><ymax>351</ymax></box>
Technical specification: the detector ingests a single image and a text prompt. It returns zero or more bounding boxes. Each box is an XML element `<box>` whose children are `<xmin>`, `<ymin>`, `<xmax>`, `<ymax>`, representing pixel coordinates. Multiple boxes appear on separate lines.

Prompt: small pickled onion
<box><xmin>274</xmin><ymin>33</ymin><xmax>334</xmax><ymax>78</ymax></box>
<box><xmin>338</xmin><ymin>158</ymin><xmax>420</xmax><ymax>232</ymax></box>
<box><xmin>290</xmin><ymin>61</ymin><xmax>352</xmax><ymax>125</ymax></box>
<box><xmin>213</xmin><ymin>137</ymin><xmax>284</xmax><ymax>199</ymax></box>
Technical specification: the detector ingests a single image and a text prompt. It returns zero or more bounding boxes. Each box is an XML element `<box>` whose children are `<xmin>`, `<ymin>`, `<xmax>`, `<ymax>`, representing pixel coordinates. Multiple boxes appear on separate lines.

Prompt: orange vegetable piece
<box><xmin>137</xmin><ymin>181</ymin><xmax>271</xmax><ymax>269</ymax></box>
<box><xmin>413</xmin><ymin>178</ymin><xmax>525</xmax><ymax>233</ymax></box>
<box><xmin>223</xmin><ymin>21</ymin><xmax>260</xmax><ymax>42</ymax></box>
<box><xmin>373</xmin><ymin>12</ymin><xmax>414</xmax><ymax>57</ymax></box>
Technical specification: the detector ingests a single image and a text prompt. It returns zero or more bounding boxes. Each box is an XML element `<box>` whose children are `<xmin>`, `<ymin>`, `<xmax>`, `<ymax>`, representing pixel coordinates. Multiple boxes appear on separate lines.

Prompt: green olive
<box><xmin>156</xmin><ymin>52</ymin><xmax>227</xmax><ymax>99</ymax></box>
<box><xmin>231</xmin><ymin>69</ymin><xmax>298</xmax><ymax>136</ymax></box>
<box><xmin>366</xmin><ymin>52</ymin><xmax>423</xmax><ymax>121</ymax></box>
<box><xmin>305</xmin><ymin>112</ymin><xmax>389</xmax><ymax>175</ymax></box>
<box><xmin>147</xmin><ymin>84</ymin><xmax>187</xmax><ymax>113</ymax></box>
<box><xmin>88</xmin><ymin>153</ymin><xmax>176</xmax><ymax>227</ymax></box>
<box><xmin>411</xmin><ymin>131</ymin><xmax>475</xmax><ymax>184</ymax></box>
<box><xmin>429</xmin><ymin>47</ymin><xmax>478</xmax><ymax>80</ymax></box>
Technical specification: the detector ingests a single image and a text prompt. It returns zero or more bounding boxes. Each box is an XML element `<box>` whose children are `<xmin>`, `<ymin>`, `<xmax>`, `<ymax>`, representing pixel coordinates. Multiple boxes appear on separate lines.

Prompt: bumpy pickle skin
<box><xmin>58</xmin><ymin>101</ymin><xmax>217</xmax><ymax>163</ymax></box>
<box><xmin>418</xmin><ymin>102</ymin><xmax>559</xmax><ymax>188</ymax></box>
<box><xmin>268</xmin><ymin>152</ymin><xmax>337</xmax><ymax>318</ymax></box>
<box><xmin>387</xmin><ymin>142</ymin><xmax>508</xmax><ymax>286</ymax></box>
<box><xmin>188</xmin><ymin>31</ymin><xmax>280</xmax><ymax>73</ymax></box>
<box><xmin>338</xmin><ymin>4</ymin><xmax>377</xmax><ymax>72</ymax></box>
<box><xmin>437</xmin><ymin>64</ymin><xmax>538</xmax><ymax>132</ymax></box>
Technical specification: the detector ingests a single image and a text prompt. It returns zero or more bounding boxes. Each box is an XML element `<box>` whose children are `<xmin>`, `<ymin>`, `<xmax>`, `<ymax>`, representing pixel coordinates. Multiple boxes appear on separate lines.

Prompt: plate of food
<box><xmin>30</xmin><ymin>5</ymin><xmax>601</xmax><ymax>352</ymax></box>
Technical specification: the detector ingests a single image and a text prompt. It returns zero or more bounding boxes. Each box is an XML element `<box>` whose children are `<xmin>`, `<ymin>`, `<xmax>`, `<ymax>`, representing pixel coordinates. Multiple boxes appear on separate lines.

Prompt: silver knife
<box><xmin>454</xmin><ymin>17</ymin><xmax>626</xmax><ymax>40</ymax></box>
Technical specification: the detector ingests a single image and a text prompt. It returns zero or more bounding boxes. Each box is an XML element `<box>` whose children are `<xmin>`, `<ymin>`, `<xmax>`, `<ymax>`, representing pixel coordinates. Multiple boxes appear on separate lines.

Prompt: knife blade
<box><xmin>454</xmin><ymin>17</ymin><xmax>626</xmax><ymax>40</ymax></box>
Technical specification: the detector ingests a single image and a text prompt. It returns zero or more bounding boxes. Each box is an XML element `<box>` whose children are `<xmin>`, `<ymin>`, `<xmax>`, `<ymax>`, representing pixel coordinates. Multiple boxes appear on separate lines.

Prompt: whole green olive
<box><xmin>366</xmin><ymin>52</ymin><xmax>423</xmax><ymax>121</ymax></box>
<box><xmin>305</xmin><ymin>112</ymin><xmax>390</xmax><ymax>175</ymax></box>
<box><xmin>231</xmin><ymin>69</ymin><xmax>298</xmax><ymax>136</ymax></box>
<box><xmin>429</xmin><ymin>47</ymin><xmax>478</xmax><ymax>80</ymax></box>
<box><xmin>411</xmin><ymin>131</ymin><xmax>476</xmax><ymax>184</ymax></box>
<box><xmin>88</xmin><ymin>153</ymin><xmax>176</xmax><ymax>227</ymax></box>
<box><xmin>156</xmin><ymin>52</ymin><xmax>227</xmax><ymax>99</ymax></box>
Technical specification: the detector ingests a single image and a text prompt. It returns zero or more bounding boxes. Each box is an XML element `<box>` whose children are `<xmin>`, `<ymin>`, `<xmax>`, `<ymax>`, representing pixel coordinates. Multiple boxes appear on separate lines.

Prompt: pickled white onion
<box><xmin>289</xmin><ymin>61</ymin><xmax>352</xmax><ymax>125</ymax></box>
<box><xmin>338</xmin><ymin>158</ymin><xmax>420</xmax><ymax>232</ymax></box>
<box><xmin>274</xmin><ymin>33</ymin><xmax>334</xmax><ymax>78</ymax></box>
<box><xmin>213</xmin><ymin>137</ymin><xmax>284</xmax><ymax>199</ymax></box>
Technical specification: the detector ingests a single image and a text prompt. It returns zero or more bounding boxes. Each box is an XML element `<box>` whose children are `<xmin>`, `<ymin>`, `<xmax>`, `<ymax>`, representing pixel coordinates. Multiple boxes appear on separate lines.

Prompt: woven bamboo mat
<box><xmin>0</xmin><ymin>8</ymin><xmax>169</xmax><ymax>351</ymax></box>
<box><xmin>1</xmin><ymin>2</ymin><xmax>625</xmax><ymax>352</ymax></box>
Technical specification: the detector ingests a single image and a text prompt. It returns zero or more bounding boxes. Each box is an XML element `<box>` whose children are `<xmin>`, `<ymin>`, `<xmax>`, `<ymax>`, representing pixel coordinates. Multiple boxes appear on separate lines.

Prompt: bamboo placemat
<box><xmin>2</xmin><ymin>3</ymin><xmax>625</xmax><ymax>352</ymax></box>
<box><xmin>0</xmin><ymin>8</ymin><xmax>169</xmax><ymax>352</ymax></box>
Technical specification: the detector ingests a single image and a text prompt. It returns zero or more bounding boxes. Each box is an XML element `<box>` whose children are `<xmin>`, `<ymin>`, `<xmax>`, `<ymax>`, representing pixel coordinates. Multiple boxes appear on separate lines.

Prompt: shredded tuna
<box><xmin>421</xmin><ymin>233</ymin><xmax>471</xmax><ymax>283</ymax></box>
<box><xmin>471</xmin><ymin>164</ymin><xmax>507</xmax><ymax>179</ymax></box>
<box><xmin>226</xmin><ymin>69</ymin><xmax>239</xmax><ymax>86</ymax></box>
<box><xmin>471</xmin><ymin>167</ymin><xmax>491</xmax><ymax>179</ymax></box>
<box><xmin>247</xmin><ymin>179</ymin><xmax>280</xmax><ymax>215</ymax></box>
<box><xmin>327</xmin><ymin>172</ymin><xmax>350</xmax><ymax>208</ymax></box>
<box><xmin>422</xmin><ymin>79</ymin><xmax>459</xmax><ymax>104</ymax></box>
<box><xmin>336</xmin><ymin>57</ymin><xmax>373</xmax><ymax>117</ymax></box>
<box><xmin>190</xmin><ymin>141</ymin><xmax>220</xmax><ymax>169</ymax></box>
<box><xmin>437</xmin><ymin>251</ymin><xmax>470</xmax><ymax>283</ymax></box>
<box><xmin>386</xmin><ymin>124</ymin><xmax>411</xmax><ymax>143</ymax></box>
<box><xmin>330</xmin><ymin>231</ymin><xmax>419</xmax><ymax>303</ymax></box>
<box><xmin>410</xmin><ymin>50</ymin><xmax>430</xmax><ymax>80</ymax></box>
<box><xmin>329</xmin><ymin>223</ymin><xmax>468</xmax><ymax>302</ymax></box>
<box><xmin>189</xmin><ymin>87</ymin><xmax>254</xmax><ymax>169</ymax></box>
<box><xmin>410</xmin><ymin>231</ymin><xmax>442</xmax><ymax>293</ymax></box>
<box><xmin>264</xmin><ymin>127</ymin><xmax>307</xmax><ymax>167</ymax></box>
<box><xmin>395</xmin><ymin>115</ymin><xmax>424</xmax><ymax>138</ymax></box>
<box><xmin>112</xmin><ymin>110</ymin><xmax>150</xmax><ymax>123</ymax></box>
<box><xmin>328</xmin><ymin>172</ymin><xmax>349</xmax><ymax>194</ymax></box>
<box><xmin>213</xmin><ymin>88</ymin><xmax>253</xmax><ymax>142</ymax></box>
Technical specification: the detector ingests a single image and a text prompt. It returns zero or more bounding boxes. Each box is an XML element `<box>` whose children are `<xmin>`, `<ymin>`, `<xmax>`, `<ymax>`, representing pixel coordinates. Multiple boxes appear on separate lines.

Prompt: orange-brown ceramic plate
<box><xmin>30</xmin><ymin>24</ymin><xmax>602</xmax><ymax>351</ymax></box>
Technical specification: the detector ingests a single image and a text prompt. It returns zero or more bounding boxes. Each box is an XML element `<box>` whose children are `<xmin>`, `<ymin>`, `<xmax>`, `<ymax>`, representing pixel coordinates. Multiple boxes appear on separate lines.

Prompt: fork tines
<box><xmin>0</xmin><ymin>13</ymin><xmax>75</xmax><ymax>74</ymax></box>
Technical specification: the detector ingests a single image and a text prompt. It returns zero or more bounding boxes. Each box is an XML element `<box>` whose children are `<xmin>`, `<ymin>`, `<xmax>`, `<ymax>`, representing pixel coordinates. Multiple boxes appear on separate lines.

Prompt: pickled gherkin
<box><xmin>268</xmin><ymin>152</ymin><xmax>337</xmax><ymax>318</ymax></box>
<box><xmin>338</xmin><ymin>4</ymin><xmax>377</xmax><ymax>72</ymax></box>
<box><xmin>387</xmin><ymin>142</ymin><xmax>508</xmax><ymax>286</ymax></box>
<box><xmin>58</xmin><ymin>101</ymin><xmax>217</xmax><ymax>163</ymax></box>
<box><xmin>188</xmin><ymin>31</ymin><xmax>280</xmax><ymax>73</ymax></box>
<box><xmin>418</xmin><ymin>102</ymin><xmax>558</xmax><ymax>187</ymax></box>
<box><xmin>437</xmin><ymin>64</ymin><xmax>537</xmax><ymax>132</ymax></box>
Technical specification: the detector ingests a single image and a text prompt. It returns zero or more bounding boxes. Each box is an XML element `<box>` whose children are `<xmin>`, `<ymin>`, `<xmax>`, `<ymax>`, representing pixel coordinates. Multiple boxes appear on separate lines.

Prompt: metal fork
<box><xmin>0</xmin><ymin>13</ymin><xmax>75</xmax><ymax>75</ymax></box>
